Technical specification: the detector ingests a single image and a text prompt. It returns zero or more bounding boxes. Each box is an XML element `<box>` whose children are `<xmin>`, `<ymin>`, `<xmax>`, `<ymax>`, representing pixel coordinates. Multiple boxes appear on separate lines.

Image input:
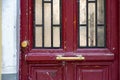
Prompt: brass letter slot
<box><xmin>56</xmin><ymin>55</ymin><xmax>85</xmax><ymax>60</ymax></box>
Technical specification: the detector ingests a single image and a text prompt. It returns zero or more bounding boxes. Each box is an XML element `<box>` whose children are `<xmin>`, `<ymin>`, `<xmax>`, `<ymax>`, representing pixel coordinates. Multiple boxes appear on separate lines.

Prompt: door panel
<box><xmin>77</xmin><ymin>66</ymin><xmax>109</xmax><ymax>80</ymax></box>
<box><xmin>76</xmin><ymin>61</ymin><xmax>113</xmax><ymax>80</ymax></box>
<box><xmin>29</xmin><ymin>64</ymin><xmax>64</xmax><ymax>80</ymax></box>
<box><xmin>20</xmin><ymin>0</ymin><xmax>119</xmax><ymax>80</ymax></box>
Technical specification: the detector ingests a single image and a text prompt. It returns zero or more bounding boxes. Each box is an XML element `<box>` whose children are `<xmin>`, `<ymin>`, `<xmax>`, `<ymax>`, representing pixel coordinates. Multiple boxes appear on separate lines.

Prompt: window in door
<box><xmin>78</xmin><ymin>0</ymin><xmax>105</xmax><ymax>48</ymax></box>
<box><xmin>34</xmin><ymin>0</ymin><xmax>62</xmax><ymax>48</ymax></box>
<box><xmin>34</xmin><ymin>0</ymin><xmax>105</xmax><ymax>49</ymax></box>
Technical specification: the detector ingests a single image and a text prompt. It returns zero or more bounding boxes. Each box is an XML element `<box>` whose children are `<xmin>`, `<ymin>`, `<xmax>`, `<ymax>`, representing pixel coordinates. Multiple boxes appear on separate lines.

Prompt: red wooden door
<box><xmin>20</xmin><ymin>0</ymin><xmax>119</xmax><ymax>80</ymax></box>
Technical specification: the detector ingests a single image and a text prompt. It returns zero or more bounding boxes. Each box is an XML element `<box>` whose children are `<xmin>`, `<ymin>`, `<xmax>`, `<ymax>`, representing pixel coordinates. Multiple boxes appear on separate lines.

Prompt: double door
<box><xmin>20</xmin><ymin>0</ymin><xmax>119</xmax><ymax>80</ymax></box>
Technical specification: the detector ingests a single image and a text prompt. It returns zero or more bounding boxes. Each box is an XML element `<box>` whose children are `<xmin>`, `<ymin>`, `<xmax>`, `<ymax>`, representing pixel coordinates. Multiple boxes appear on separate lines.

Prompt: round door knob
<box><xmin>21</xmin><ymin>40</ymin><xmax>29</xmax><ymax>48</ymax></box>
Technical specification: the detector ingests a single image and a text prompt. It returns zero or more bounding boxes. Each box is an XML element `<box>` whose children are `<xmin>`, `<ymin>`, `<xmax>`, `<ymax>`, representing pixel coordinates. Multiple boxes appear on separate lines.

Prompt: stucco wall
<box><xmin>2</xmin><ymin>0</ymin><xmax>19</xmax><ymax>74</ymax></box>
<box><xmin>0</xmin><ymin>0</ymin><xmax>2</xmax><ymax>80</ymax></box>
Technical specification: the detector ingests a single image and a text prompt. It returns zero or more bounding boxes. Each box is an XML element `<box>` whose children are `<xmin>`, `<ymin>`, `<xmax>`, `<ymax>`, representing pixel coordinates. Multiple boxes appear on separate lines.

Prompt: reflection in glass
<box><xmin>34</xmin><ymin>0</ymin><xmax>61</xmax><ymax>48</ymax></box>
<box><xmin>44</xmin><ymin>3</ymin><xmax>51</xmax><ymax>47</ymax></box>
<box><xmin>35</xmin><ymin>0</ymin><xmax>42</xmax><ymax>24</ymax></box>
<box><xmin>89</xmin><ymin>0</ymin><xmax>95</xmax><ymax>1</ymax></box>
<box><xmin>35</xmin><ymin>27</ymin><xmax>42</xmax><ymax>47</ymax></box>
<box><xmin>44</xmin><ymin>0</ymin><xmax>51</xmax><ymax>1</ymax></box>
<box><xmin>53</xmin><ymin>0</ymin><xmax>60</xmax><ymax>24</ymax></box>
<box><xmin>53</xmin><ymin>27</ymin><xmax>60</xmax><ymax>47</ymax></box>
<box><xmin>97</xmin><ymin>0</ymin><xmax>104</xmax><ymax>24</ymax></box>
<box><xmin>88</xmin><ymin>3</ymin><xmax>96</xmax><ymax>47</ymax></box>
<box><xmin>97</xmin><ymin>26</ymin><xmax>105</xmax><ymax>47</ymax></box>
<box><xmin>79</xmin><ymin>0</ymin><xmax>105</xmax><ymax>47</ymax></box>
<box><xmin>80</xmin><ymin>27</ymin><xmax>87</xmax><ymax>46</ymax></box>
<box><xmin>80</xmin><ymin>0</ymin><xmax>86</xmax><ymax>24</ymax></box>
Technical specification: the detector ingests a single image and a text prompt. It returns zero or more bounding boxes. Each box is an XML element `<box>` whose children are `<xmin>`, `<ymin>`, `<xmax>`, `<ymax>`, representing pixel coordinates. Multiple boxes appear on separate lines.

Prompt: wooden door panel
<box><xmin>77</xmin><ymin>66</ymin><xmax>110</xmax><ymax>80</ymax></box>
<box><xmin>20</xmin><ymin>0</ymin><xmax>119</xmax><ymax>80</ymax></box>
<box><xmin>25</xmin><ymin>49</ymin><xmax>114</xmax><ymax>62</ymax></box>
<box><xmin>29</xmin><ymin>64</ymin><xmax>64</xmax><ymax>80</ymax></box>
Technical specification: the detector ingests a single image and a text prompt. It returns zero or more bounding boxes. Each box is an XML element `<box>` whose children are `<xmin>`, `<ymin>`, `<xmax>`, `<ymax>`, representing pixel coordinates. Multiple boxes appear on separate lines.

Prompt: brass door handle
<box><xmin>21</xmin><ymin>40</ymin><xmax>29</xmax><ymax>48</ymax></box>
<box><xmin>56</xmin><ymin>55</ymin><xmax>85</xmax><ymax>60</ymax></box>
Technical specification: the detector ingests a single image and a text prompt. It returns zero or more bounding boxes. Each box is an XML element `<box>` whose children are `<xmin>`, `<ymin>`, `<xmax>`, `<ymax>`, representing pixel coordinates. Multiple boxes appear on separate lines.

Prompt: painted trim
<box><xmin>119</xmin><ymin>0</ymin><xmax>120</xmax><ymax>79</ymax></box>
<box><xmin>0</xmin><ymin>0</ymin><xmax>2</xmax><ymax>80</ymax></box>
<box><xmin>2</xmin><ymin>74</ymin><xmax>17</xmax><ymax>80</ymax></box>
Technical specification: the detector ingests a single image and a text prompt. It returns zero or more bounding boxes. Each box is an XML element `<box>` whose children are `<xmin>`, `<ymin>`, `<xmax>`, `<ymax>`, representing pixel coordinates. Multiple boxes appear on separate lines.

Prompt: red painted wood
<box><xmin>29</xmin><ymin>64</ymin><xmax>64</xmax><ymax>80</ymax></box>
<box><xmin>20</xmin><ymin>0</ymin><xmax>29</xmax><ymax>80</ymax></box>
<box><xmin>19</xmin><ymin>0</ymin><xmax>28</xmax><ymax>80</ymax></box>
<box><xmin>65</xmin><ymin>62</ymin><xmax>75</xmax><ymax>80</ymax></box>
<box><xmin>77</xmin><ymin>66</ymin><xmax>109</xmax><ymax>80</ymax></box>
<box><xmin>25</xmin><ymin>50</ymin><xmax>114</xmax><ymax>61</ymax></box>
<box><xmin>119</xmin><ymin>0</ymin><xmax>120</xmax><ymax>79</ymax></box>
<box><xmin>105</xmin><ymin>0</ymin><xmax>119</xmax><ymax>80</ymax></box>
<box><xmin>74</xmin><ymin>0</ymin><xmax>79</xmax><ymax>51</ymax></box>
<box><xmin>20</xmin><ymin>0</ymin><xmax>120</xmax><ymax>80</ymax></box>
<box><xmin>28</xmin><ymin>0</ymin><xmax>34</xmax><ymax>50</ymax></box>
<box><xmin>62</xmin><ymin>0</ymin><xmax>74</xmax><ymax>52</ymax></box>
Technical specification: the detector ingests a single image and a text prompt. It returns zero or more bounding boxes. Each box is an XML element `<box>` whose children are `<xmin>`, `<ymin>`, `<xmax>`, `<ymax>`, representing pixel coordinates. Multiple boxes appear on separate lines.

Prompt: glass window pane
<box><xmin>34</xmin><ymin>0</ymin><xmax>61</xmax><ymax>48</ymax></box>
<box><xmin>79</xmin><ymin>0</ymin><xmax>105</xmax><ymax>48</ymax></box>
<box><xmin>80</xmin><ymin>27</ymin><xmax>87</xmax><ymax>47</ymax></box>
<box><xmin>97</xmin><ymin>0</ymin><xmax>104</xmax><ymax>24</ymax></box>
<box><xmin>97</xmin><ymin>26</ymin><xmax>105</xmax><ymax>47</ymax></box>
<box><xmin>79</xmin><ymin>0</ymin><xmax>86</xmax><ymax>24</ymax></box>
<box><xmin>35</xmin><ymin>27</ymin><xmax>42</xmax><ymax>47</ymax></box>
<box><xmin>89</xmin><ymin>0</ymin><xmax>95</xmax><ymax>1</ymax></box>
<box><xmin>53</xmin><ymin>0</ymin><xmax>60</xmax><ymax>24</ymax></box>
<box><xmin>53</xmin><ymin>27</ymin><xmax>60</xmax><ymax>47</ymax></box>
<box><xmin>44</xmin><ymin>3</ymin><xmax>51</xmax><ymax>47</ymax></box>
<box><xmin>88</xmin><ymin>3</ymin><xmax>96</xmax><ymax>47</ymax></box>
<box><xmin>44</xmin><ymin>0</ymin><xmax>51</xmax><ymax>1</ymax></box>
<box><xmin>35</xmin><ymin>0</ymin><xmax>42</xmax><ymax>24</ymax></box>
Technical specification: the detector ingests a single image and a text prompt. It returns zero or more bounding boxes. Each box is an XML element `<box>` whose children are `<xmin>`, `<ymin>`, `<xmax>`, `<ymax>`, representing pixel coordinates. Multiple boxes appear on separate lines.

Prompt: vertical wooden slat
<box><xmin>63</xmin><ymin>0</ymin><xmax>74</xmax><ymax>52</ymax></box>
<box><xmin>20</xmin><ymin>0</ymin><xmax>29</xmax><ymax>80</ymax></box>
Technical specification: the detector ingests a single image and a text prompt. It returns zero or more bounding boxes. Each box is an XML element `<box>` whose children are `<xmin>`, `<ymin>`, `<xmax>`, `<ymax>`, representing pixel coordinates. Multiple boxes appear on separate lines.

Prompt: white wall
<box><xmin>2</xmin><ymin>0</ymin><xmax>19</xmax><ymax>74</ymax></box>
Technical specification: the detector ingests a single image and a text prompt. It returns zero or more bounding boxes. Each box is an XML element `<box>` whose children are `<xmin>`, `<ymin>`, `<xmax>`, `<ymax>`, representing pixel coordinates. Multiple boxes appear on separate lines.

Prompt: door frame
<box><xmin>20</xmin><ymin>0</ymin><xmax>120</xmax><ymax>80</ymax></box>
<box><xmin>119</xmin><ymin>0</ymin><xmax>120</xmax><ymax>79</ymax></box>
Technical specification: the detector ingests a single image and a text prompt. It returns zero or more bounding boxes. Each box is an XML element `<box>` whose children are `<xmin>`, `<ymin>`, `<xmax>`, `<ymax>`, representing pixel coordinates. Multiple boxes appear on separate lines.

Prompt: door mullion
<box><xmin>63</xmin><ymin>0</ymin><xmax>74</xmax><ymax>52</ymax></box>
<box><xmin>65</xmin><ymin>62</ymin><xmax>75</xmax><ymax>80</ymax></box>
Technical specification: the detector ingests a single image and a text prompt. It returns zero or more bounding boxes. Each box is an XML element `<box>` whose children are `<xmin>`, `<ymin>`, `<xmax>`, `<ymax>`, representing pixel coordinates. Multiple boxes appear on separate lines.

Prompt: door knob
<box><xmin>56</xmin><ymin>55</ymin><xmax>85</xmax><ymax>60</ymax></box>
<box><xmin>21</xmin><ymin>40</ymin><xmax>29</xmax><ymax>48</ymax></box>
